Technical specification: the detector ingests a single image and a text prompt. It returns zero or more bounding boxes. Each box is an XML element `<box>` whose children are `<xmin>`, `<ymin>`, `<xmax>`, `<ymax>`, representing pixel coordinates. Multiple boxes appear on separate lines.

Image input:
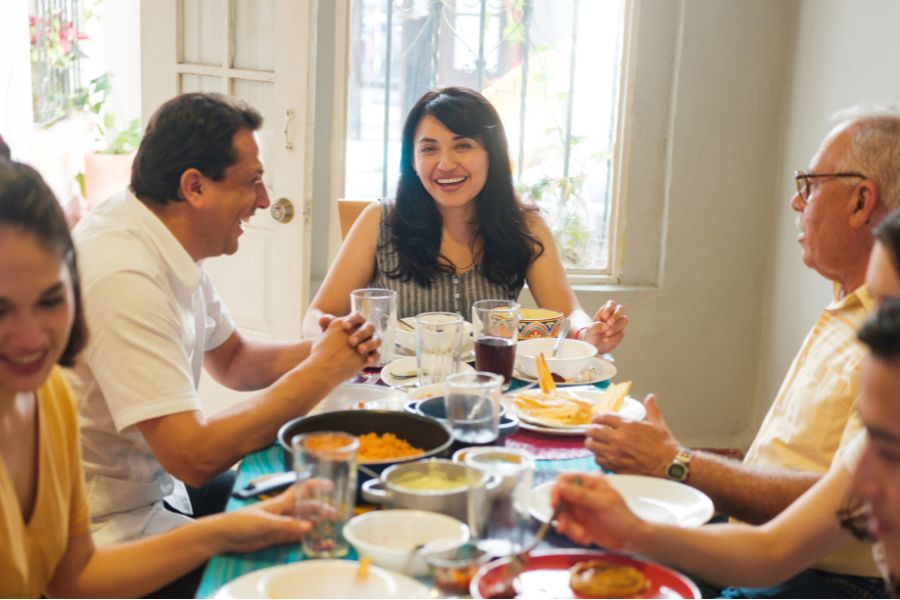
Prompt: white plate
<box><xmin>381</xmin><ymin>356</ymin><xmax>475</xmax><ymax>388</ymax></box>
<box><xmin>308</xmin><ymin>383</ymin><xmax>409</xmax><ymax>415</ymax></box>
<box><xmin>513</xmin><ymin>355</ymin><xmax>617</xmax><ymax>386</ymax></box>
<box><xmin>528</xmin><ymin>475</ymin><xmax>714</xmax><ymax>528</ymax></box>
<box><xmin>505</xmin><ymin>389</ymin><xmax>646</xmax><ymax>436</ymax></box>
<box><xmin>213</xmin><ymin>559</ymin><xmax>431</xmax><ymax>599</ymax></box>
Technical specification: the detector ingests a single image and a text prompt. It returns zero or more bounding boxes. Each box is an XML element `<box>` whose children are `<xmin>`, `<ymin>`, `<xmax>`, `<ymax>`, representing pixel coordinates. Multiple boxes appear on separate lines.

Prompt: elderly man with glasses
<box><xmin>586</xmin><ymin>108</ymin><xmax>900</xmax><ymax>598</ymax></box>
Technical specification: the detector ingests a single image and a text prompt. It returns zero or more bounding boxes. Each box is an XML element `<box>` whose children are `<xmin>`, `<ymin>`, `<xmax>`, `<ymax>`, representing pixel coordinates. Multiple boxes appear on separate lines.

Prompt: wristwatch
<box><xmin>666</xmin><ymin>448</ymin><xmax>693</xmax><ymax>483</ymax></box>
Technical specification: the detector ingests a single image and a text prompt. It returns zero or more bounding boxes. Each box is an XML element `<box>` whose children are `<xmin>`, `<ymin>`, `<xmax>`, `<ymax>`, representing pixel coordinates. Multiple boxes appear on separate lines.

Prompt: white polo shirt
<box><xmin>66</xmin><ymin>191</ymin><xmax>235</xmax><ymax>546</ymax></box>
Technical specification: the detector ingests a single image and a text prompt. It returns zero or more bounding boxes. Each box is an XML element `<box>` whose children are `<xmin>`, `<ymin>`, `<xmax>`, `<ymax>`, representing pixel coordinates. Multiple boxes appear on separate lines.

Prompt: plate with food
<box><xmin>528</xmin><ymin>475</ymin><xmax>714</xmax><ymax>528</ymax></box>
<box><xmin>470</xmin><ymin>549</ymin><xmax>700</xmax><ymax>599</ymax></box>
<box><xmin>381</xmin><ymin>356</ymin><xmax>475</xmax><ymax>388</ymax></box>
<box><xmin>513</xmin><ymin>355</ymin><xmax>616</xmax><ymax>386</ymax></box>
<box><xmin>505</xmin><ymin>382</ymin><xmax>643</xmax><ymax>435</ymax></box>
<box><xmin>213</xmin><ymin>559</ymin><xmax>431</xmax><ymax>599</ymax></box>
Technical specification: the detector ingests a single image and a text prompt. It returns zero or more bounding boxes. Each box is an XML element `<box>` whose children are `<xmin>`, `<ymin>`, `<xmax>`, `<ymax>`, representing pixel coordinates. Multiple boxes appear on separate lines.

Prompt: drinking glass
<box><xmin>292</xmin><ymin>431</ymin><xmax>359</xmax><ymax>558</ymax></box>
<box><xmin>415</xmin><ymin>312</ymin><xmax>464</xmax><ymax>386</ymax></box>
<box><xmin>350</xmin><ymin>288</ymin><xmax>397</xmax><ymax>366</ymax></box>
<box><xmin>464</xmin><ymin>447</ymin><xmax>535</xmax><ymax>557</ymax></box>
<box><xmin>444</xmin><ymin>371</ymin><xmax>503</xmax><ymax>444</ymax></box>
<box><xmin>471</xmin><ymin>300</ymin><xmax>520</xmax><ymax>384</ymax></box>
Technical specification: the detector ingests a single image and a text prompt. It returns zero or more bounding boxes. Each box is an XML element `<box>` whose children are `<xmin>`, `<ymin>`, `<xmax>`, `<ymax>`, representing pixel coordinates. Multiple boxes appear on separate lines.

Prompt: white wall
<box><xmin>754</xmin><ymin>0</ymin><xmax>900</xmax><ymax>425</ymax></box>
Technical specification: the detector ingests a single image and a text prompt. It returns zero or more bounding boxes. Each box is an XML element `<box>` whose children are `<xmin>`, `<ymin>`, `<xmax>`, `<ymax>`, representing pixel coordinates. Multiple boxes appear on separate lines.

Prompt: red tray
<box><xmin>471</xmin><ymin>549</ymin><xmax>701</xmax><ymax>599</ymax></box>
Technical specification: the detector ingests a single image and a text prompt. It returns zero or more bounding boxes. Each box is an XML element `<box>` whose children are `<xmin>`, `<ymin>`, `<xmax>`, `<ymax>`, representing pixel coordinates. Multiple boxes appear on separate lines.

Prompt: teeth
<box><xmin>9</xmin><ymin>351</ymin><xmax>43</xmax><ymax>365</ymax></box>
<box><xmin>437</xmin><ymin>177</ymin><xmax>466</xmax><ymax>184</ymax></box>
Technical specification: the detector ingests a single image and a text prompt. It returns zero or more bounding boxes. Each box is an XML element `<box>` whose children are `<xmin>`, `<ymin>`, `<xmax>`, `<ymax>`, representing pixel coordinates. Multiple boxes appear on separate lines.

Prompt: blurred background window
<box><xmin>346</xmin><ymin>0</ymin><xmax>626</xmax><ymax>274</ymax></box>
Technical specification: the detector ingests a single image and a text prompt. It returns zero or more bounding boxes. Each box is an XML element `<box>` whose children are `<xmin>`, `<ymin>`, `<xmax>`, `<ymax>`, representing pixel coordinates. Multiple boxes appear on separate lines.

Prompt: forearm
<box><xmin>145</xmin><ymin>361</ymin><xmax>340</xmax><ymax>486</ymax></box>
<box><xmin>49</xmin><ymin>521</ymin><xmax>221</xmax><ymax>598</ymax></box>
<box><xmin>688</xmin><ymin>451</ymin><xmax>820</xmax><ymax>524</ymax></box>
<box><xmin>210</xmin><ymin>338</ymin><xmax>315</xmax><ymax>391</ymax></box>
<box><xmin>629</xmin><ymin>521</ymin><xmax>812</xmax><ymax>588</ymax></box>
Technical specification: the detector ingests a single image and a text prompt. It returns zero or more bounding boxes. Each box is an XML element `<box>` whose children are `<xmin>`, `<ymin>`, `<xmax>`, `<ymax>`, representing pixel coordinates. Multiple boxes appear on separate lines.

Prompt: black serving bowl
<box><xmin>277</xmin><ymin>409</ymin><xmax>454</xmax><ymax>478</ymax></box>
<box><xmin>404</xmin><ymin>397</ymin><xmax>519</xmax><ymax>442</ymax></box>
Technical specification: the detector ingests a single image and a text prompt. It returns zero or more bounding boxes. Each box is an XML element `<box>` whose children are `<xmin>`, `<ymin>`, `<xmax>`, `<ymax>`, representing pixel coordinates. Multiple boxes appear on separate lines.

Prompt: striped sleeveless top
<box><xmin>370</xmin><ymin>199</ymin><xmax>522</xmax><ymax>321</ymax></box>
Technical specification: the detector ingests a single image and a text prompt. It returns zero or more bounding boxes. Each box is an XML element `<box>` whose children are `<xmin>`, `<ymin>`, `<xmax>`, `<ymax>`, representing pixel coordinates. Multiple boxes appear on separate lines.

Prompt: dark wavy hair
<box><xmin>0</xmin><ymin>161</ymin><xmax>87</xmax><ymax>366</ymax></box>
<box><xmin>385</xmin><ymin>86</ymin><xmax>543</xmax><ymax>287</ymax></box>
<box><xmin>131</xmin><ymin>92</ymin><xmax>263</xmax><ymax>205</ymax></box>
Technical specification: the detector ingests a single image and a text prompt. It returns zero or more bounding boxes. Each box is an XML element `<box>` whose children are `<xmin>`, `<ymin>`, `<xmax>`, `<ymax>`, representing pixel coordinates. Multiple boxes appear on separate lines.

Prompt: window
<box><xmin>30</xmin><ymin>0</ymin><xmax>88</xmax><ymax>124</ymax></box>
<box><xmin>345</xmin><ymin>0</ymin><xmax>628</xmax><ymax>276</ymax></box>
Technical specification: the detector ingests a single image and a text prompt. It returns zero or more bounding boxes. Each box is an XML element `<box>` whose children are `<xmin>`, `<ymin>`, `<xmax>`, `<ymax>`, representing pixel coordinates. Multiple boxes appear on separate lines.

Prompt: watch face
<box><xmin>667</xmin><ymin>463</ymin><xmax>687</xmax><ymax>481</ymax></box>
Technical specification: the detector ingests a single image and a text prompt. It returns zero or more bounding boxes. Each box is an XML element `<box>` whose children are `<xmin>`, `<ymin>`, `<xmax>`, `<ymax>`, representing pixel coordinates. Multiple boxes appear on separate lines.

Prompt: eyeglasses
<box><xmin>794</xmin><ymin>170</ymin><xmax>868</xmax><ymax>206</ymax></box>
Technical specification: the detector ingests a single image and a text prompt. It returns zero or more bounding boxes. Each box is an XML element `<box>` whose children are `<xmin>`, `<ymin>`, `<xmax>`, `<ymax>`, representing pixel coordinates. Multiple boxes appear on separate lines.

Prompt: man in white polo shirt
<box><xmin>66</xmin><ymin>93</ymin><xmax>379</xmax><ymax>551</ymax></box>
<box><xmin>586</xmin><ymin>109</ymin><xmax>900</xmax><ymax>597</ymax></box>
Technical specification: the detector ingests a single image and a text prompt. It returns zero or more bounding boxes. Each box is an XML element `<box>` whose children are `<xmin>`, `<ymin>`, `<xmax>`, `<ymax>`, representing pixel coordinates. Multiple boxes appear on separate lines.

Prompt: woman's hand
<box><xmin>552</xmin><ymin>472</ymin><xmax>646</xmax><ymax>550</ymax></box>
<box><xmin>212</xmin><ymin>485</ymin><xmax>312</xmax><ymax>554</ymax></box>
<box><xmin>580</xmin><ymin>300</ymin><xmax>629</xmax><ymax>353</ymax></box>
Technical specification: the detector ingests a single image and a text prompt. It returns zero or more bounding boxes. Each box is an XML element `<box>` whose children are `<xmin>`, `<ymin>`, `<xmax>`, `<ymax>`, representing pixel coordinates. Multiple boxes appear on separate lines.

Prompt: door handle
<box><xmin>270</xmin><ymin>198</ymin><xmax>295</xmax><ymax>224</ymax></box>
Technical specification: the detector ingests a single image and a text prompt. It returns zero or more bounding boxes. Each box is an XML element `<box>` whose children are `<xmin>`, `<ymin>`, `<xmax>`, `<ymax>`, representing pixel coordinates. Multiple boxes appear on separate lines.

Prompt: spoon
<box><xmin>551</xmin><ymin>318</ymin><xmax>571</xmax><ymax>357</ymax></box>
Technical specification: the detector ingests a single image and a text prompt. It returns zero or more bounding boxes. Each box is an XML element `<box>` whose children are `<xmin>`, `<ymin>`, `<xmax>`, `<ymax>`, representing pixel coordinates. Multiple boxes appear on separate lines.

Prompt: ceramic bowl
<box><xmin>343</xmin><ymin>509</ymin><xmax>469</xmax><ymax>576</ymax></box>
<box><xmin>394</xmin><ymin>318</ymin><xmax>474</xmax><ymax>355</ymax></box>
<box><xmin>517</xmin><ymin>308</ymin><xmax>563</xmax><ymax>340</ymax></box>
<box><xmin>516</xmin><ymin>337</ymin><xmax>597</xmax><ymax>380</ymax></box>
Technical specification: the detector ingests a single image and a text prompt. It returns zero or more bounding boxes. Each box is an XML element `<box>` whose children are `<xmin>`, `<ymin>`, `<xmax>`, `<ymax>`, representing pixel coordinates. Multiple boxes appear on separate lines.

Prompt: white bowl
<box><xmin>394</xmin><ymin>319</ymin><xmax>474</xmax><ymax>355</ymax></box>
<box><xmin>516</xmin><ymin>337</ymin><xmax>598</xmax><ymax>379</ymax></box>
<box><xmin>343</xmin><ymin>509</ymin><xmax>470</xmax><ymax>576</ymax></box>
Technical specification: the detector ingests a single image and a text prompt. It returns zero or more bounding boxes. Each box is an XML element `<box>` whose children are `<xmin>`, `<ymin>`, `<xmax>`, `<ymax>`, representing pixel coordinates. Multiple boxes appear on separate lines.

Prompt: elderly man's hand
<box><xmin>552</xmin><ymin>473</ymin><xmax>645</xmax><ymax>550</ymax></box>
<box><xmin>582</xmin><ymin>300</ymin><xmax>628</xmax><ymax>353</ymax></box>
<box><xmin>585</xmin><ymin>394</ymin><xmax>680</xmax><ymax>477</ymax></box>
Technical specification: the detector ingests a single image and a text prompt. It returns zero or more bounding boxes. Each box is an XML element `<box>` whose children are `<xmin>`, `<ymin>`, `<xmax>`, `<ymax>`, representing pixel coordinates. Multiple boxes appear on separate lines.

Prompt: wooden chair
<box><xmin>337</xmin><ymin>199</ymin><xmax>374</xmax><ymax>239</ymax></box>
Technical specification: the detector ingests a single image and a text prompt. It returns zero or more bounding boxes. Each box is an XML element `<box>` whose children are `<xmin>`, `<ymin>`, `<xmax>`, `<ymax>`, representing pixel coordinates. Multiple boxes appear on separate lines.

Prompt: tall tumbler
<box><xmin>292</xmin><ymin>431</ymin><xmax>359</xmax><ymax>558</ymax></box>
<box><xmin>350</xmin><ymin>288</ymin><xmax>397</xmax><ymax>366</ymax></box>
<box><xmin>415</xmin><ymin>312</ymin><xmax>464</xmax><ymax>386</ymax></box>
<box><xmin>471</xmin><ymin>300</ymin><xmax>520</xmax><ymax>384</ymax></box>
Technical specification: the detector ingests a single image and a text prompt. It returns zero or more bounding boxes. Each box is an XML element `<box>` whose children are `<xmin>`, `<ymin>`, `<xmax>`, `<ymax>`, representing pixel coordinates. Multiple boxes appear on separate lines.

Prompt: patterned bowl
<box><xmin>517</xmin><ymin>308</ymin><xmax>563</xmax><ymax>340</ymax></box>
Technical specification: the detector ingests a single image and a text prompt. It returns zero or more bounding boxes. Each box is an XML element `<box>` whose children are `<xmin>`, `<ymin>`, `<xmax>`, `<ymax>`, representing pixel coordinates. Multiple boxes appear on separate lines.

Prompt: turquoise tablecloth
<box><xmin>196</xmin><ymin>376</ymin><xmax>609</xmax><ymax>598</ymax></box>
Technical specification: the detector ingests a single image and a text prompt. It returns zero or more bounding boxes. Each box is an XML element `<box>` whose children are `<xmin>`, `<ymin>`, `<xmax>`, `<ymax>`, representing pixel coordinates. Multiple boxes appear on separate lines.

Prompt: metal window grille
<box><xmin>30</xmin><ymin>0</ymin><xmax>84</xmax><ymax>124</ymax></box>
<box><xmin>347</xmin><ymin>0</ymin><xmax>625</xmax><ymax>273</ymax></box>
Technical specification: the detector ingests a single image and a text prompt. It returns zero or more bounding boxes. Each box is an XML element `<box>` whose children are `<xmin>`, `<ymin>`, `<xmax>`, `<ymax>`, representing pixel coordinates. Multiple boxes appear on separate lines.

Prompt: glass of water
<box><xmin>350</xmin><ymin>288</ymin><xmax>397</xmax><ymax>366</ymax></box>
<box><xmin>415</xmin><ymin>312</ymin><xmax>463</xmax><ymax>386</ymax></box>
<box><xmin>444</xmin><ymin>371</ymin><xmax>503</xmax><ymax>444</ymax></box>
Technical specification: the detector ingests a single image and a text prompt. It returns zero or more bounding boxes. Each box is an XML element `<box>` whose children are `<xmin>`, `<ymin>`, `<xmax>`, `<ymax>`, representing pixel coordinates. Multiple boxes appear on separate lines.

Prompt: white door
<box><xmin>140</xmin><ymin>0</ymin><xmax>315</xmax><ymax>414</ymax></box>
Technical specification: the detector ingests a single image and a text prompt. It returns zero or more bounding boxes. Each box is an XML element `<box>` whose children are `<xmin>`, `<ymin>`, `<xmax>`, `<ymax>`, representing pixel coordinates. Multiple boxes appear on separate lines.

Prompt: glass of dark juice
<box><xmin>472</xmin><ymin>300</ymin><xmax>520</xmax><ymax>384</ymax></box>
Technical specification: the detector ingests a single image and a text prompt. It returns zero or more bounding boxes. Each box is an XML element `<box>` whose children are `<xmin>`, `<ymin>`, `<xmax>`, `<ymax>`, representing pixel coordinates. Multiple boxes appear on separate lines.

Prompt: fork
<box><xmin>486</xmin><ymin>501</ymin><xmax>567</xmax><ymax>598</ymax></box>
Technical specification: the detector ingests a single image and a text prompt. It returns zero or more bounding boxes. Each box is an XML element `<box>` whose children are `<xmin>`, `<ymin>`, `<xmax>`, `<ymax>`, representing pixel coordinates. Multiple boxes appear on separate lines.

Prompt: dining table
<box><xmin>195</xmin><ymin>376</ymin><xmax>610</xmax><ymax>599</ymax></box>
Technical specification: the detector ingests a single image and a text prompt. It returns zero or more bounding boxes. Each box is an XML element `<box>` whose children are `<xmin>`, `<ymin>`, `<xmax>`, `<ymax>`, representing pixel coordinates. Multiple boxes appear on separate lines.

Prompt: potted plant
<box><xmin>74</xmin><ymin>73</ymin><xmax>141</xmax><ymax>208</ymax></box>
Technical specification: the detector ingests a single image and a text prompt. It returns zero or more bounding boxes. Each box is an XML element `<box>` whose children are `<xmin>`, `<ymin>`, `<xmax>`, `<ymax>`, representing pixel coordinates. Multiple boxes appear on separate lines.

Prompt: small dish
<box><xmin>343</xmin><ymin>509</ymin><xmax>470</xmax><ymax>576</ymax></box>
<box><xmin>516</xmin><ymin>338</ymin><xmax>598</xmax><ymax>379</ymax></box>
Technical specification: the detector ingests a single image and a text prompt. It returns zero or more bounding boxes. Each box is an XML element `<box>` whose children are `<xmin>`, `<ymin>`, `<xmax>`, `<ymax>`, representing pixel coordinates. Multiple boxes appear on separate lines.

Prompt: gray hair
<box><xmin>832</xmin><ymin>106</ymin><xmax>900</xmax><ymax>211</ymax></box>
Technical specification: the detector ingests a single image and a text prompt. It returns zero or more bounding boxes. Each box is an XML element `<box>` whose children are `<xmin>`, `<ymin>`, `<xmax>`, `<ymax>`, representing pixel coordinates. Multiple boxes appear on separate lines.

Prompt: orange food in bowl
<box><xmin>303</xmin><ymin>433</ymin><xmax>356</xmax><ymax>453</ymax></box>
<box><xmin>357</xmin><ymin>432</ymin><xmax>424</xmax><ymax>462</ymax></box>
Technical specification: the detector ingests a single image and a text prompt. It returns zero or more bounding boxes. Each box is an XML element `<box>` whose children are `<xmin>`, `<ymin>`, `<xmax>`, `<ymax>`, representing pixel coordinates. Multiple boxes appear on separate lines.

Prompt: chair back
<box><xmin>337</xmin><ymin>199</ymin><xmax>374</xmax><ymax>239</ymax></box>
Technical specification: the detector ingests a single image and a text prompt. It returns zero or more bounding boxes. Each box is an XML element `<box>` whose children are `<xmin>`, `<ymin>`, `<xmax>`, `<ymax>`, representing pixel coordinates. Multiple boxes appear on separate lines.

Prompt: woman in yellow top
<box><xmin>0</xmin><ymin>159</ymin><xmax>311</xmax><ymax>597</ymax></box>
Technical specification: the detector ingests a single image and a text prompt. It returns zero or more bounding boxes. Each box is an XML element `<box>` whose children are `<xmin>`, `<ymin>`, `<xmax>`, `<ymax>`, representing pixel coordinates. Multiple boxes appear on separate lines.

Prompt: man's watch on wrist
<box><xmin>665</xmin><ymin>447</ymin><xmax>693</xmax><ymax>483</ymax></box>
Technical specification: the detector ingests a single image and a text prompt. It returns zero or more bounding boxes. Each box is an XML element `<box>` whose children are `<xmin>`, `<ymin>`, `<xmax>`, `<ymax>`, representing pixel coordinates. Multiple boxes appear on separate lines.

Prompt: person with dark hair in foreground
<box><xmin>303</xmin><ymin>86</ymin><xmax>628</xmax><ymax>351</ymax></box>
<box><xmin>0</xmin><ymin>160</ymin><xmax>318</xmax><ymax>598</ymax></box>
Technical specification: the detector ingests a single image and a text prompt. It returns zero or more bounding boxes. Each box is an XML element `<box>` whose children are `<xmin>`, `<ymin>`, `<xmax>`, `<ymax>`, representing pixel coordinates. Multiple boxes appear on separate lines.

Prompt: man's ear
<box><xmin>179</xmin><ymin>169</ymin><xmax>205</xmax><ymax>208</ymax></box>
<box><xmin>850</xmin><ymin>179</ymin><xmax>879</xmax><ymax>228</ymax></box>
